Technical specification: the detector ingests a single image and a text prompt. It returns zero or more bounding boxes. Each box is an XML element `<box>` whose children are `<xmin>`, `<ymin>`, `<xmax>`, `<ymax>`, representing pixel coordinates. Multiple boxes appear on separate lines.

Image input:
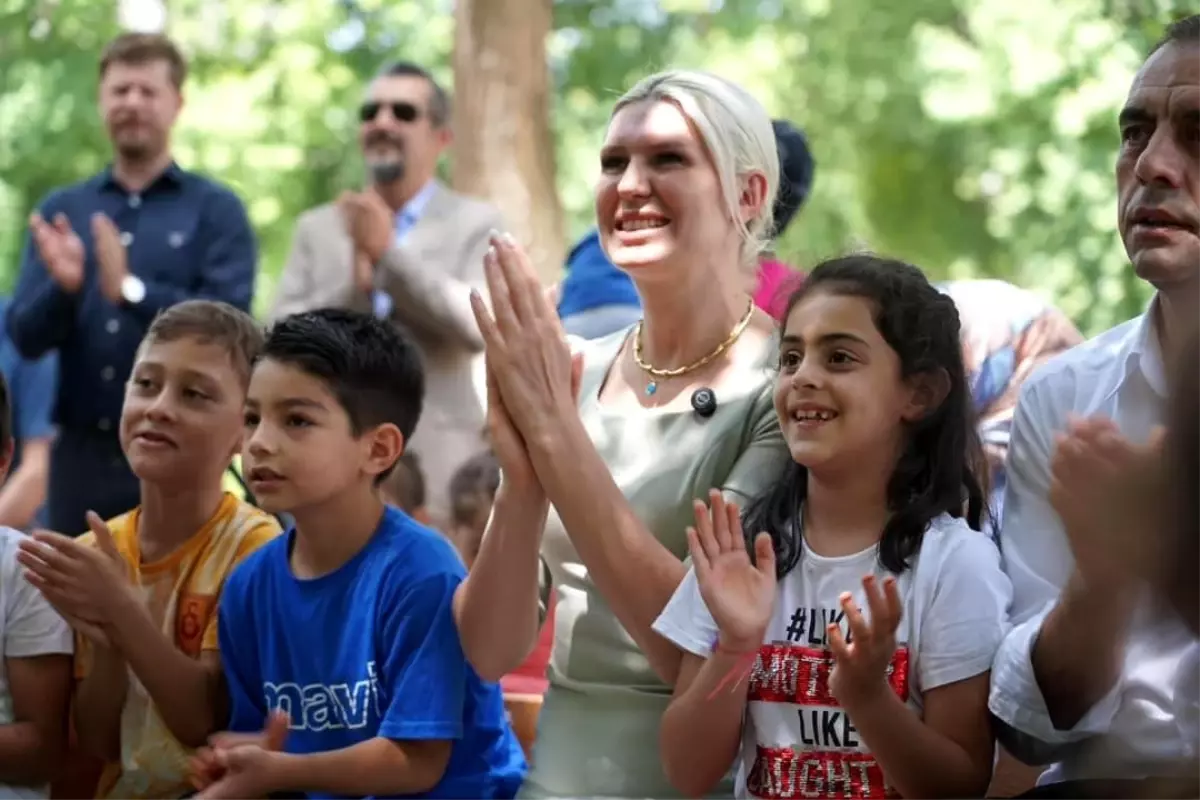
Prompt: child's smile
<box><xmin>786</xmin><ymin>403</ymin><xmax>840</xmax><ymax>430</ymax></box>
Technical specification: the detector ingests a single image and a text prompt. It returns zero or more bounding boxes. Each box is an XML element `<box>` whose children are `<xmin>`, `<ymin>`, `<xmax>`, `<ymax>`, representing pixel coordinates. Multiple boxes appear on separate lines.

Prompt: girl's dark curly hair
<box><xmin>743</xmin><ymin>254</ymin><xmax>989</xmax><ymax>576</ymax></box>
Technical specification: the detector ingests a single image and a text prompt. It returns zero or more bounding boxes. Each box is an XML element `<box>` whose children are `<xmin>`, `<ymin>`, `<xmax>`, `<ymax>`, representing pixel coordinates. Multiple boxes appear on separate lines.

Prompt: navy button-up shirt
<box><xmin>6</xmin><ymin>162</ymin><xmax>257</xmax><ymax>431</ymax></box>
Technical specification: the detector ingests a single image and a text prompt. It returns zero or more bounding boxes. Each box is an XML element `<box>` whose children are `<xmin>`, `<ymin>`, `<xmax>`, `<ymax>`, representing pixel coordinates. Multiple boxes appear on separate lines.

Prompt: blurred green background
<box><xmin>0</xmin><ymin>0</ymin><xmax>1192</xmax><ymax>335</ymax></box>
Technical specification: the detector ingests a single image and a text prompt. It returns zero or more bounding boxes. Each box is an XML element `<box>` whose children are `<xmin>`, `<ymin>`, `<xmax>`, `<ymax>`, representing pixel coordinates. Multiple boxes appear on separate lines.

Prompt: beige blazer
<box><xmin>270</xmin><ymin>182</ymin><xmax>503</xmax><ymax>524</ymax></box>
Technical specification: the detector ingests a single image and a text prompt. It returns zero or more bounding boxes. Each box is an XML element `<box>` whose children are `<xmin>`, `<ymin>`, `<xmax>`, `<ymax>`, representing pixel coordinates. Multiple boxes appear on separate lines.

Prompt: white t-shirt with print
<box><xmin>0</xmin><ymin>527</ymin><xmax>73</xmax><ymax>800</ymax></box>
<box><xmin>654</xmin><ymin>513</ymin><xmax>1012</xmax><ymax>800</ymax></box>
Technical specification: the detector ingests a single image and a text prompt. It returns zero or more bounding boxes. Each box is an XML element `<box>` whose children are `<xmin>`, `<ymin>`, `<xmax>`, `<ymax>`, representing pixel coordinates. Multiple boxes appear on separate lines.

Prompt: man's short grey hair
<box><xmin>375</xmin><ymin>60</ymin><xmax>451</xmax><ymax>128</ymax></box>
<box><xmin>1152</xmin><ymin>14</ymin><xmax>1199</xmax><ymax>54</ymax></box>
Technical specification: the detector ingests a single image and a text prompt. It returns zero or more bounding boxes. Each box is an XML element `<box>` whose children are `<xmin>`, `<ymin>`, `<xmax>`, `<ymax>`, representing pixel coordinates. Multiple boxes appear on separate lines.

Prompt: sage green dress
<box><xmin>522</xmin><ymin>327</ymin><xmax>789</xmax><ymax>798</ymax></box>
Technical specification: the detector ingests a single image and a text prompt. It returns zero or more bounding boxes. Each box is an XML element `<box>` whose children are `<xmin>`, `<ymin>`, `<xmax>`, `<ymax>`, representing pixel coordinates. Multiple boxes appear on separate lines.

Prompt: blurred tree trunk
<box><xmin>451</xmin><ymin>0</ymin><xmax>564</xmax><ymax>284</ymax></box>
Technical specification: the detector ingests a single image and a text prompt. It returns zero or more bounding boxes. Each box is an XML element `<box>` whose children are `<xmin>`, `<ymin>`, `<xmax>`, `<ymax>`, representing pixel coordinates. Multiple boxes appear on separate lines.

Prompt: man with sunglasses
<box><xmin>271</xmin><ymin>61</ymin><xmax>504</xmax><ymax>528</ymax></box>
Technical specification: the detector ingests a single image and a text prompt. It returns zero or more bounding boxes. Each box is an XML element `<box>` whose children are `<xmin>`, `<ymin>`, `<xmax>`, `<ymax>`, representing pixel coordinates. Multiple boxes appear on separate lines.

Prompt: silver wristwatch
<box><xmin>120</xmin><ymin>274</ymin><xmax>146</xmax><ymax>305</ymax></box>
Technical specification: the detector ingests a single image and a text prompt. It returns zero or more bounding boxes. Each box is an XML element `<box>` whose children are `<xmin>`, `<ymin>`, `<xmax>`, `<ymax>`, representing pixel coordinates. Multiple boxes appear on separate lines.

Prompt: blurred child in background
<box><xmin>445</xmin><ymin>451</ymin><xmax>500</xmax><ymax>566</ymax></box>
<box><xmin>445</xmin><ymin>451</ymin><xmax>555</xmax><ymax>759</ymax></box>
<box><xmin>381</xmin><ymin>451</ymin><xmax>432</xmax><ymax>526</ymax></box>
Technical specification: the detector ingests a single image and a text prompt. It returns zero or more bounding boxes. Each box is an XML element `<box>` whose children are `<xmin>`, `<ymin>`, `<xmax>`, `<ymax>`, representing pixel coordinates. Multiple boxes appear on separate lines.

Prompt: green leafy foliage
<box><xmin>0</xmin><ymin>0</ymin><xmax>1191</xmax><ymax>331</ymax></box>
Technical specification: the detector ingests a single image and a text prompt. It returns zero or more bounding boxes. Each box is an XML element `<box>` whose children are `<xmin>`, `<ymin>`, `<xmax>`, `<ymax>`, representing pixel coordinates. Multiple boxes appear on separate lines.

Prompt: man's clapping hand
<box><xmin>29</xmin><ymin>212</ymin><xmax>84</xmax><ymax>293</ymax></box>
<box><xmin>92</xmin><ymin>213</ymin><xmax>130</xmax><ymax>304</ymax></box>
<box><xmin>339</xmin><ymin>190</ymin><xmax>394</xmax><ymax>265</ymax></box>
<box><xmin>1050</xmin><ymin>414</ymin><xmax>1166</xmax><ymax>587</ymax></box>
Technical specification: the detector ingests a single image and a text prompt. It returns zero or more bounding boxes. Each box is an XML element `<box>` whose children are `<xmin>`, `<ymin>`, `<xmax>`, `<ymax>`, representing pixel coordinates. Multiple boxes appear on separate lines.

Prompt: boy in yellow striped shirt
<box><xmin>18</xmin><ymin>300</ymin><xmax>281</xmax><ymax>799</ymax></box>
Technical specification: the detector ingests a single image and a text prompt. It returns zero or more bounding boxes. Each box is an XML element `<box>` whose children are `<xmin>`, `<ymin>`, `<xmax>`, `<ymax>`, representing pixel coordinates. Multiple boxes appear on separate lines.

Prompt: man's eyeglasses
<box><xmin>359</xmin><ymin>101</ymin><xmax>421</xmax><ymax>123</ymax></box>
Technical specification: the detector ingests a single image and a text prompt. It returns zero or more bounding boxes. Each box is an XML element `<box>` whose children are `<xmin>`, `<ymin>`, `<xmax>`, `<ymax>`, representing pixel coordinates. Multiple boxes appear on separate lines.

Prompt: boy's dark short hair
<box><xmin>100</xmin><ymin>32</ymin><xmax>188</xmax><ymax>89</ymax></box>
<box><xmin>144</xmin><ymin>300</ymin><xmax>264</xmax><ymax>388</ymax></box>
<box><xmin>449</xmin><ymin>450</ymin><xmax>501</xmax><ymax>527</ymax></box>
<box><xmin>384</xmin><ymin>451</ymin><xmax>426</xmax><ymax>513</ymax></box>
<box><xmin>261</xmin><ymin>309</ymin><xmax>425</xmax><ymax>478</ymax></box>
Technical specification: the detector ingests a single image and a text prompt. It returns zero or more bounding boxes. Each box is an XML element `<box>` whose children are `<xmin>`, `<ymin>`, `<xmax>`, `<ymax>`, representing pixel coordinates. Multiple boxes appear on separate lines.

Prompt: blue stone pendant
<box><xmin>645</xmin><ymin>381</ymin><xmax>658</xmax><ymax>396</ymax></box>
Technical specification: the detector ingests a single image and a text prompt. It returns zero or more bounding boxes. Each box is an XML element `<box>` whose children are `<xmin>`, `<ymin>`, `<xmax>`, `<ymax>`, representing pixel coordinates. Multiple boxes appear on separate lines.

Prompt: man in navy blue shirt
<box><xmin>0</xmin><ymin>297</ymin><xmax>57</xmax><ymax>531</ymax></box>
<box><xmin>7</xmin><ymin>32</ymin><xmax>257</xmax><ymax>535</ymax></box>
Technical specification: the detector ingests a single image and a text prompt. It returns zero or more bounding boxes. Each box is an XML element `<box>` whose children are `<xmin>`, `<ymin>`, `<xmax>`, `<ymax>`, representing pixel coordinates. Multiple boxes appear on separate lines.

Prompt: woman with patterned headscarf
<box><xmin>936</xmin><ymin>279</ymin><xmax>1084</xmax><ymax>535</ymax></box>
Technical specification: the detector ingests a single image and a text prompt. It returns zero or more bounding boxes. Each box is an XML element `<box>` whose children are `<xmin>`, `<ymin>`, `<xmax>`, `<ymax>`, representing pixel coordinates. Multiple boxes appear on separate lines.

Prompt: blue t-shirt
<box><xmin>219</xmin><ymin>506</ymin><xmax>526</xmax><ymax>800</ymax></box>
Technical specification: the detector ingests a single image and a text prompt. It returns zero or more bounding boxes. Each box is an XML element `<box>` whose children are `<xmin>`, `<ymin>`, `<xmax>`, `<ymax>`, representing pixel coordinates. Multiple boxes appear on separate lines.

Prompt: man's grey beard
<box><xmin>367</xmin><ymin>159</ymin><xmax>405</xmax><ymax>186</ymax></box>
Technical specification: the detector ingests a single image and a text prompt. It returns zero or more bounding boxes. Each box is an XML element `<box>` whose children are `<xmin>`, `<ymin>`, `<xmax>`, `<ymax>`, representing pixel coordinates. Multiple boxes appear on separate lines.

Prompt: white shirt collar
<box><xmin>1118</xmin><ymin>299</ymin><xmax>1168</xmax><ymax>399</ymax></box>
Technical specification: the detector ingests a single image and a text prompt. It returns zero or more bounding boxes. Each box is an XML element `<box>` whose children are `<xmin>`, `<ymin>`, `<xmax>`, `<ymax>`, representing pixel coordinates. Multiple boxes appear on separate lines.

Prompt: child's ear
<box><xmin>902</xmin><ymin>368</ymin><xmax>951</xmax><ymax>423</ymax></box>
<box><xmin>365</xmin><ymin>424</ymin><xmax>405</xmax><ymax>480</ymax></box>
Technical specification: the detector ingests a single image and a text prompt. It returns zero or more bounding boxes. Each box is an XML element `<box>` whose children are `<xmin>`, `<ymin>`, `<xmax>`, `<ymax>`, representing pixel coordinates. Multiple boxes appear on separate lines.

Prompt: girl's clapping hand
<box><xmin>687</xmin><ymin>489</ymin><xmax>776</xmax><ymax>654</ymax></box>
<box><xmin>828</xmin><ymin>575</ymin><xmax>902</xmax><ymax>708</ymax></box>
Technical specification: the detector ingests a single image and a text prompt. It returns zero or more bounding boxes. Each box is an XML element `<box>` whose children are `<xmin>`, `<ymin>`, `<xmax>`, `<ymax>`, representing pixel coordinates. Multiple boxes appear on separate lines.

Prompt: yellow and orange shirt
<box><xmin>74</xmin><ymin>492</ymin><xmax>281</xmax><ymax>799</ymax></box>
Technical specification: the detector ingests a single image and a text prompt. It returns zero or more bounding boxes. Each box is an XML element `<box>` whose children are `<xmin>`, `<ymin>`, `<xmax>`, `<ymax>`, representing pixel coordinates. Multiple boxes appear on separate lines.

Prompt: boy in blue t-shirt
<box><xmin>193</xmin><ymin>309</ymin><xmax>526</xmax><ymax>800</ymax></box>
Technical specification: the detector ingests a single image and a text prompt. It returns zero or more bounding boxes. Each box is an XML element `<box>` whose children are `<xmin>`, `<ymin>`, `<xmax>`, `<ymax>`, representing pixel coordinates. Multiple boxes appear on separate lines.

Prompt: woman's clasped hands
<box><xmin>468</xmin><ymin>231</ymin><xmax>580</xmax><ymax>453</ymax></box>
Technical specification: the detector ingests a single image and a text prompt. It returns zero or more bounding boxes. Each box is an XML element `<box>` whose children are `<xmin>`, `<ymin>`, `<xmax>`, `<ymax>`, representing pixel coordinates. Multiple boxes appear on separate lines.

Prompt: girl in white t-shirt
<box><xmin>654</xmin><ymin>255</ymin><xmax>1012</xmax><ymax>799</ymax></box>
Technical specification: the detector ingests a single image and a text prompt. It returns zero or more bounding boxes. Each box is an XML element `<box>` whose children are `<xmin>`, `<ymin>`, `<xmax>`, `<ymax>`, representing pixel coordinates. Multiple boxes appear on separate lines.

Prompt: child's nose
<box><xmin>145</xmin><ymin>394</ymin><xmax>178</xmax><ymax>421</ymax></box>
<box><xmin>245</xmin><ymin>429</ymin><xmax>275</xmax><ymax>457</ymax></box>
<box><xmin>790</xmin><ymin>358</ymin><xmax>821</xmax><ymax>389</ymax></box>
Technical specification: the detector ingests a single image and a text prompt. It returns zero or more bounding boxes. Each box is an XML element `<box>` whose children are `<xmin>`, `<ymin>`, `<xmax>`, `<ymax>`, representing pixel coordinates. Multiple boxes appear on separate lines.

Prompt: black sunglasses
<box><xmin>359</xmin><ymin>101</ymin><xmax>421</xmax><ymax>123</ymax></box>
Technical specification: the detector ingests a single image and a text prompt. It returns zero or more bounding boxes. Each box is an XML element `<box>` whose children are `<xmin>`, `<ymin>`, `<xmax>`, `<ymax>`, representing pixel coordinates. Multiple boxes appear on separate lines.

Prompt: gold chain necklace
<box><xmin>633</xmin><ymin>300</ymin><xmax>756</xmax><ymax>396</ymax></box>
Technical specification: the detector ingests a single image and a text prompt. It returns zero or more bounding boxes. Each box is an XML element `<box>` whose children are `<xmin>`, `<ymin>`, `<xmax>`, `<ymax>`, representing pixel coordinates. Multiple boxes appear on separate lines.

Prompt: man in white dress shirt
<box><xmin>988</xmin><ymin>15</ymin><xmax>1199</xmax><ymax>796</ymax></box>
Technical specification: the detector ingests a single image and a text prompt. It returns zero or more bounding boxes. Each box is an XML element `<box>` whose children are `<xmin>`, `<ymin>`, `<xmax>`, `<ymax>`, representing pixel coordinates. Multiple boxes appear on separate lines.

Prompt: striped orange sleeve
<box><xmin>72</xmin><ymin>631</ymin><xmax>91</xmax><ymax>681</ymax></box>
<box><xmin>200</xmin><ymin>517</ymin><xmax>282</xmax><ymax>652</ymax></box>
<box><xmin>70</xmin><ymin>531</ymin><xmax>103</xmax><ymax>681</ymax></box>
